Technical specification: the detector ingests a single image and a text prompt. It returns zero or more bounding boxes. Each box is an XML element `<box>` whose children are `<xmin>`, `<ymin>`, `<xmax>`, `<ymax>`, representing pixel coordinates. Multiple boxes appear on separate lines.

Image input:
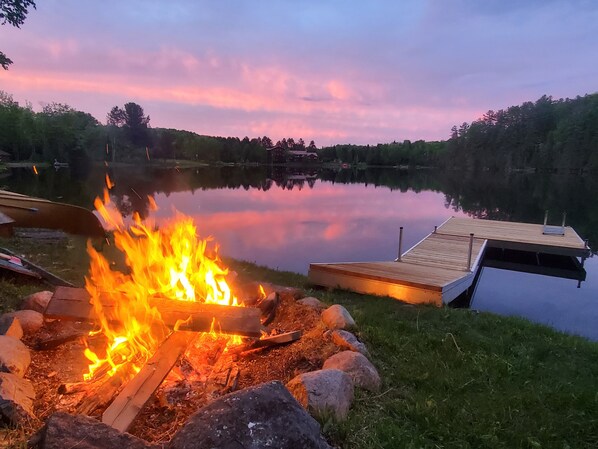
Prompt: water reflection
<box><xmin>473</xmin><ymin>257</ymin><xmax>598</xmax><ymax>341</ymax></box>
<box><xmin>4</xmin><ymin>165</ymin><xmax>597</xmax><ymax>340</ymax></box>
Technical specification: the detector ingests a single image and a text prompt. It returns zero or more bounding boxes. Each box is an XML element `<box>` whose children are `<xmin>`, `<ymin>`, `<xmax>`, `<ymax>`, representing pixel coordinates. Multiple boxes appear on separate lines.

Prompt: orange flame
<box><xmin>83</xmin><ymin>186</ymin><xmax>244</xmax><ymax>382</ymax></box>
<box><xmin>33</xmin><ymin>165</ymin><xmax>38</xmax><ymax>175</ymax></box>
<box><xmin>105</xmin><ymin>174</ymin><xmax>115</xmax><ymax>190</ymax></box>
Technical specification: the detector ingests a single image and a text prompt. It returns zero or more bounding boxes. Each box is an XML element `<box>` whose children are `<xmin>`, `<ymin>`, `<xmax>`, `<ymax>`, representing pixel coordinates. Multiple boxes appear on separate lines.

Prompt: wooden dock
<box><xmin>308</xmin><ymin>217</ymin><xmax>590</xmax><ymax>306</ymax></box>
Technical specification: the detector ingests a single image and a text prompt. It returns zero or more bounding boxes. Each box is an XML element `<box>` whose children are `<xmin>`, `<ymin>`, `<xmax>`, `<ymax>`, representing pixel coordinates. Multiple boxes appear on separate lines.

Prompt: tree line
<box><xmin>1</xmin><ymin>89</ymin><xmax>597</xmax><ymax>171</ymax></box>
<box><xmin>444</xmin><ymin>93</ymin><xmax>598</xmax><ymax>172</ymax></box>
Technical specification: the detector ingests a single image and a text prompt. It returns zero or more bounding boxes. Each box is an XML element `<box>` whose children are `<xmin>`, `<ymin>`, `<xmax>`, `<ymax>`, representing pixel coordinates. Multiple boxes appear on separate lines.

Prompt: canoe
<box><xmin>0</xmin><ymin>190</ymin><xmax>106</xmax><ymax>237</ymax></box>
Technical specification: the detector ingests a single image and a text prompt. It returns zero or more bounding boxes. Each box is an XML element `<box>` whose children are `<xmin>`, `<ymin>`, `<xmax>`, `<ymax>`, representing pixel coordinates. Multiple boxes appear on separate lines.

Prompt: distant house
<box><xmin>0</xmin><ymin>150</ymin><xmax>11</xmax><ymax>162</ymax></box>
<box><xmin>266</xmin><ymin>145</ymin><xmax>318</xmax><ymax>163</ymax></box>
<box><xmin>287</xmin><ymin>150</ymin><xmax>318</xmax><ymax>162</ymax></box>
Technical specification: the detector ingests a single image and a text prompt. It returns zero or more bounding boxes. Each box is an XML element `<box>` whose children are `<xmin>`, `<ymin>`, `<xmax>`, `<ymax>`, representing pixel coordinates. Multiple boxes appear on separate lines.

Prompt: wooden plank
<box><xmin>46</xmin><ymin>286</ymin><xmax>262</xmax><ymax>337</ymax></box>
<box><xmin>102</xmin><ymin>331</ymin><xmax>195</xmax><ymax>432</ymax></box>
<box><xmin>437</xmin><ymin>217</ymin><xmax>588</xmax><ymax>254</ymax></box>
<box><xmin>308</xmin><ymin>266</ymin><xmax>443</xmax><ymax>305</ymax></box>
<box><xmin>309</xmin><ymin>262</ymin><xmax>467</xmax><ymax>290</ymax></box>
<box><xmin>401</xmin><ymin>234</ymin><xmax>486</xmax><ymax>271</ymax></box>
<box><xmin>237</xmin><ymin>330</ymin><xmax>302</xmax><ymax>353</ymax></box>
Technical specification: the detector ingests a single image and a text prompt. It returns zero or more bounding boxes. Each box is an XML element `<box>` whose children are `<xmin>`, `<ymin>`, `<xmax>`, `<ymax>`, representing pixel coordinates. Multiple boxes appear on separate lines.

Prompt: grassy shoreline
<box><xmin>1</xmin><ymin>236</ymin><xmax>597</xmax><ymax>448</ymax></box>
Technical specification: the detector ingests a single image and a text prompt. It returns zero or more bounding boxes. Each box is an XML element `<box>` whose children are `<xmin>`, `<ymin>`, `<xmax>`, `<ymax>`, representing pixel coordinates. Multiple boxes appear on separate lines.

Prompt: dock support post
<box><xmin>397</xmin><ymin>227</ymin><xmax>403</xmax><ymax>261</ymax></box>
<box><xmin>467</xmin><ymin>233</ymin><xmax>474</xmax><ymax>271</ymax></box>
<box><xmin>544</xmin><ymin>211</ymin><xmax>548</xmax><ymax>227</ymax></box>
<box><xmin>434</xmin><ymin>225</ymin><xmax>437</xmax><ymax>233</ymax></box>
<box><xmin>561</xmin><ymin>212</ymin><xmax>567</xmax><ymax>228</ymax></box>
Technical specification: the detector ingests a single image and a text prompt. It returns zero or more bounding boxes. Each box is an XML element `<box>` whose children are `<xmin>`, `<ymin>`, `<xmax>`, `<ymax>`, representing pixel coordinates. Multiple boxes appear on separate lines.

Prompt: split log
<box><xmin>46</xmin><ymin>286</ymin><xmax>262</xmax><ymax>337</ymax></box>
<box><xmin>229</xmin><ymin>330</ymin><xmax>302</xmax><ymax>355</ymax></box>
<box><xmin>253</xmin><ymin>330</ymin><xmax>302</xmax><ymax>348</ymax></box>
<box><xmin>102</xmin><ymin>331</ymin><xmax>196</xmax><ymax>432</ymax></box>
<box><xmin>35</xmin><ymin>331</ymin><xmax>87</xmax><ymax>350</ymax></box>
<box><xmin>76</xmin><ymin>370</ymin><xmax>129</xmax><ymax>416</ymax></box>
<box><xmin>257</xmin><ymin>291</ymin><xmax>279</xmax><ymax>326</ymax></box>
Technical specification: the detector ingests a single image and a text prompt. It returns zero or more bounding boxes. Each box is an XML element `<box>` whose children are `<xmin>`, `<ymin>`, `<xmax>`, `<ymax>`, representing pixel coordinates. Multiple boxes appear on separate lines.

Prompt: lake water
<box><xmin>3</xmin><ymin>165</ymin><xmax>597</xmax><ymax>341</ymax></box>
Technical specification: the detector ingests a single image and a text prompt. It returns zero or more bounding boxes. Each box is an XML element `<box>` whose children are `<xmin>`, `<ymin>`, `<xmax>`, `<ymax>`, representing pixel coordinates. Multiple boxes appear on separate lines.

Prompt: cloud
<box><xmin>1</xmin><ymin>0</ymin><xmax>597</xmax><ymax>144</ymax></box>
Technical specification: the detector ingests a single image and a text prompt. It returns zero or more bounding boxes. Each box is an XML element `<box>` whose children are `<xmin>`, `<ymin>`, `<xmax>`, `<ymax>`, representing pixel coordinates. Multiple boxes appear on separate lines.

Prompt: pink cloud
<box><xmin>1</xmin><ymin>40</ymin><xmax>478</xmax><ymax>144</ymax></box>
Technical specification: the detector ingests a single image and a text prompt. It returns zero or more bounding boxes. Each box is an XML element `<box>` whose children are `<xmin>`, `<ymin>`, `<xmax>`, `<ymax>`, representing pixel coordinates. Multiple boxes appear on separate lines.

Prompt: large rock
<box><xmin>31</xmin><ymin>412</ymin><xmax>156</xmax><ymax>449</ymax></box>
<box><xmin>297</xmin><ymin>297</ymin><xmax>325</xmax><ymax>309</ymax></box>
<box><xmin>323</xmin><ymin>351</ymin><xmax>381</xmax><ymax>392</ymax></box>
<box><xmin>286</xmin><ymin>369</ymin><xmax>354</xmax><ymax>422</ymax></box>
<box><xmin>321</xmin><ymin>304</ymin><xmax>356</xmax><ymax>330</ymax></box>
<box><xmin>0</xmin><ymin>315</ymin><xmax>23</xmax><ymax>340</ymax></box>
<box><xmin>0</xmin><ymin>335</ymin><xmax>31</xmax><ymax>377</ymax></box>
<box><xmin>3</xmin><ymin>310</ymin><xmax>44</xmax><ymax>335</ymax></box>
<box><xmin>329</xmin><ymin>330</ymin><xmax>369</xmax><ymax>355</ymax></box>
<box><xmin>0</xmin><ymin>372</ymin><xmax>35</xmax><ymax>426</ymax></box>
<box><xmin>21</xmin><ymin>290</ymin><xmax>53</xmax><ymax>314</ymax></box>
<box><xmin>168</xmin><ymin>381</ymin><xmax>331</xmax><ymax>449</ymax></box>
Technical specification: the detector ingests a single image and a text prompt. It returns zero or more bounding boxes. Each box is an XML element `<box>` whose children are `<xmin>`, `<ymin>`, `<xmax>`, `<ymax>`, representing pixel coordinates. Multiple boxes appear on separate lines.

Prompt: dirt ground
<box><xmin>21</xmin><ymin>286</ymin><xmax>338</xmax><ymax>444</ymax></box>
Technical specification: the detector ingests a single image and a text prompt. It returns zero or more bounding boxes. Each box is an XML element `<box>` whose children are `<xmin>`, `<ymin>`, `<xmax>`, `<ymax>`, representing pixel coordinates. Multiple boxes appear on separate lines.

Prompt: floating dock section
<box><xmin>308</xmin><ymin>217</ymin><xmax>590</xmax><ymax>306</ymax></box>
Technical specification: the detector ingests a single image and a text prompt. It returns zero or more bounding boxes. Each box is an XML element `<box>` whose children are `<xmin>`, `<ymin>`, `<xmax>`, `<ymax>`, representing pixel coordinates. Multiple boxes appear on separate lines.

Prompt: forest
<box><xmin>0</xmin><ymin>90</ymin><xmax>597</xmax><ymax>171</ymax></box>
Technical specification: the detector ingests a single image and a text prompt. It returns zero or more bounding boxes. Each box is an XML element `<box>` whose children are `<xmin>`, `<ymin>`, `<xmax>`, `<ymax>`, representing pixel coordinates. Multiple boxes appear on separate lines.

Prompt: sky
<box><xmin>1</xmin><ymin>0</ymin><xmax>597</xmax><ymax>146</ymax></box>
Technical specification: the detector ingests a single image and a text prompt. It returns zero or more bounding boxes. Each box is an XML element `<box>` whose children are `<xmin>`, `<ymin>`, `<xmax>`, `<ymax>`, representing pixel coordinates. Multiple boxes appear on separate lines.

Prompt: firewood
<box><xmin>35</xmin><ymin>331</ymin><xmax>87</xmax><ymax>350</ymax></box>
<box><xmin>58</xmin><ymin>382</ymin><xmax>88</xmax><ymax>395</ymax></box>
<box><xmin>77</xmin><ymin>371</ymin><xmax>129</xmax><ymax>416</ymax></box>
<box><xmin>229</xmin><ymin>330</ymin><xmax>302</xmax><ymax>355</ymax></box>
<box><xmin>102</xmin><ymin>331</ymin><xmax>196</xmax><ymax>432</ymax></box>
<box><xmin>253</xmin><ymin>330</ymin><xmax>302</xmax><ymax>347</ymax></box>
<box><xmin>257</xmin><ymin>291</ymin><xmax>279</xmax><ymax>326</ymax></box>
<box><xmin>46</xmin><ymin>286</ymin><xmax>262</xmax><ymax>337</ymax></box>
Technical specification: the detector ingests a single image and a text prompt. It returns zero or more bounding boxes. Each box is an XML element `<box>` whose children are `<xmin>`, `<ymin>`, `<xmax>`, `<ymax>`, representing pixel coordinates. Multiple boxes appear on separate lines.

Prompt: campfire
<box><xmin>29</xmin><ymin>180</ymin><xmax>323</xmax><ymax>438</ymax></box>
<box><xmin>84</xmin><ymin>184</ymin><xmax>246</xmax><ymax>384</ymax></box>
<box><xmin>0</xmin><ymin>176</ymin><xmax>381</xmax><ymax>448</ymax></box>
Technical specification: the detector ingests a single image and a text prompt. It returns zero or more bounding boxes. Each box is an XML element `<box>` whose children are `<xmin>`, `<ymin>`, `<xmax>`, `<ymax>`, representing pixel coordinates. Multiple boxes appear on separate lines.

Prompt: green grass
<box><xmin>229</xmin><ymin>260</ymin><xmax>598</xmax><ymax>449</ymax></box>
<box><xmin>1</xmin><ymin>238</ymin><xmax>597</xmax><ymax>448</ymax></box>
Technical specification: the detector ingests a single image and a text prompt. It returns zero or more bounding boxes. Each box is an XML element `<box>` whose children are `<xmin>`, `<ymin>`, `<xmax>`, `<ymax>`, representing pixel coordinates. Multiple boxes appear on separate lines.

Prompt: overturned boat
<box><xmin>0</xmin><ymin>190</ymin><xmax>106</xmax><ymax>238</ymax></box>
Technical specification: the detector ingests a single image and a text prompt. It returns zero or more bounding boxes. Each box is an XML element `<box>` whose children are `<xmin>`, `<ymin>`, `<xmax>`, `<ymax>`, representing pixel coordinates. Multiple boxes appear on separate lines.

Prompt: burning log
<box><xmin>46</xmin><ymin>287</ymin><xmax>262</xmax><ymax>337</ymax></box>
<box><xmin>257</xmin><ymin>291</ymin><xmax>279</xmax><ymax>326</ymax></box>
<box><xmin>77</xmin><ymin>371</ymin><xmax>129</xmax><ymax>416</ymax></box>
<box><xmin>102</xmin><ymin>331</ymin><xmax>196</xmax><ymax>432</ymax></box>
<box><xmin>229</xmin><ymin>330</ymin><xmax>303</xmax><ymax>356</ymax></box>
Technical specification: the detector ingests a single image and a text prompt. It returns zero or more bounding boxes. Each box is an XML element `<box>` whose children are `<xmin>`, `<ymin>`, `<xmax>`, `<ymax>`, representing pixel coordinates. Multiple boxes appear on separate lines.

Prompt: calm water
<box><xmin>4</xmin><ymin>165</ymin><xmax>598</xmax><ymax>340</ymax></box>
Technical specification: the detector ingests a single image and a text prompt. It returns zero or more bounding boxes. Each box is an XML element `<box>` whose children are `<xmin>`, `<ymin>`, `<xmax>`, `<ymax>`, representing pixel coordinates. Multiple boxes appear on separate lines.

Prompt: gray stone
<box><xmin>321</xmin><ymin>304</ymin><xmax>356</xmax><ymax>330</ymax></box>
<box><xmin>21</xmin><ymin>290</ymin><xmax>53</xmax><ymax>314</ymax></box>
<box><xmin>330</xmin><ymin>330</ymin><xmax>369</xmax><ymax>355</ymax></box>
<box><xmin>323</xmin><ymin>351</ymin><xmax>381</xmax><ymax>392</ymax></box>
<box><xmin>168</xmin><ymin>381</ymin><xmax>331</xmax><ymax>449</ymax></box>
<box><xmin>0</xmin><ymin>315</ymin><xmax>23</xmax><ymax>340</ymax></box>
<box><xmin>0</xmin><ymin>335</ymin><xmax>31</xmax><ymax>377</ymax></box>
<box><xmin>286</xmin><ymin>369</ymin><xmax>354</xmax><ymax>422</ymax></box>
<box><xmin>4</xmin><ymin>310</ymin><xmax>44</xmax><ymax>335</ymax></box>
<box><xmin>31</xmin><ymin>412</ymin><xmax>157</xmax><ymax>449</ymax></box>
<box><xmin>0</xmin><ymin>372</ymin><xmax>35</xmax><ymax>426</ymax></box>
<box><xmin>298</xmin><ymin>297</ymin><xmax>325</xmax><ymax>309</ymax></box>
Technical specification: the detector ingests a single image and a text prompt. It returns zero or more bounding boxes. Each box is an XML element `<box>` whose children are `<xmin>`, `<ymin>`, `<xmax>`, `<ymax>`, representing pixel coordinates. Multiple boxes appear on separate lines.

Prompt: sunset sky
<box><xmin>1</xmin><ymin>0</ymin><xmax>597</xmax><ymax>145</ymax></box>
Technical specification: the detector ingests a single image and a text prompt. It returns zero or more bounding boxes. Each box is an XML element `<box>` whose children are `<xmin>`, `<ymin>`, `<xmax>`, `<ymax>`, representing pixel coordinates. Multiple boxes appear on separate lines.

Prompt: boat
<box><xmin>53</xmin><ymin>160</ymin><xmax>69</xmax><ymax>168</ymax></box>
<box><xmin>0</xmin><ymin>190</ymin><xmax>106</xmax><ymax>237</ymax></box>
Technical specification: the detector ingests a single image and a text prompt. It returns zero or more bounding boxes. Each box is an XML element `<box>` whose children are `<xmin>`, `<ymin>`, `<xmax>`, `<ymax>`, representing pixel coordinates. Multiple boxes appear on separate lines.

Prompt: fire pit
<box><xmin>17</xmin><ymin>184</ymin><xmax>338</xmax><ymax>444</ymax></box>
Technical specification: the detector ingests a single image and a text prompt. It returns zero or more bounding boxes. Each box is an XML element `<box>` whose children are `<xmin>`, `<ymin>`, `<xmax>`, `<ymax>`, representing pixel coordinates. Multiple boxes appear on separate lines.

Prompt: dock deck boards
<box><xmin>436</xmin><ymin>217</ymin><xmax>587</xmax><ymax>256</ymax></box>
<box><xmin>308</xmin><ymin>217</ymin><xmax>590</xmax><ymax>306</ymax></box>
